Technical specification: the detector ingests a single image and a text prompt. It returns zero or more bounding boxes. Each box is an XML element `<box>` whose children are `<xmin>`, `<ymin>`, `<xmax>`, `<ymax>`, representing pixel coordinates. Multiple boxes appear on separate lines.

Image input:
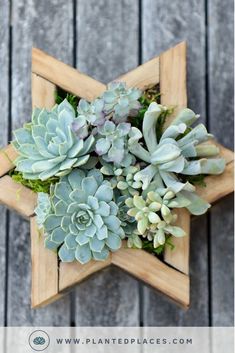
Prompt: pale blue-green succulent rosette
<box><xmin>95</xmin><ymin>120</ymin><xmax>135</xmax><ymax>167</ymax></box>
<box><xmin>102</xmin><ymin>82</ymin><xmax>142</xmax><ymax>123</ymax></box>
<box><xmin>12</xmin><ymin>99</ymin><xmax>95</xmax><ymax>181</ymax></box>
<box><xmin>35</xmin><ymin>169</ymin><xmax>125</xmax><ymax>264</ymax></box>
<box><xmin>129</xmin><ymin>102</ymin><xmax>225</xmax><ymax>194</ymax></box>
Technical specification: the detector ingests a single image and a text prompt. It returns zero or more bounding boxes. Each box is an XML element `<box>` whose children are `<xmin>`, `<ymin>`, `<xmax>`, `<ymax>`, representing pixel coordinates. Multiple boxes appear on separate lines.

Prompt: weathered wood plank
<box><xmin>7</xmin><ymin>0</ymin><xmax>73</xmax><ymax>326</ymax></box>
<box><xmin>208</xmin><ymin>0</ymin><xmax>234</xmax><ymax>326</ymax></box>
<box><xmin>0</xmin><ymin>0</ymin><xmax>9</xmax><ymax>326</ymax></box>
<box><xmin>74</xmin><ymin>0</ymin><xmax>140</xmax><ymax>326</ymax></box>
<box><xmin>142</xmin><ymin>0</ymin><xmax>209</xmax><ymax>325</ymax></box>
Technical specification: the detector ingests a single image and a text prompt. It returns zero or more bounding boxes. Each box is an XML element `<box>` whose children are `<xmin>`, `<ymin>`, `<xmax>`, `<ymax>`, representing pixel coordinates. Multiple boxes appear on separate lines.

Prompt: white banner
<box><xmin>0</xmin><ymin>327</ymin><xmax>233</xmax><ymax>353</ymax></box>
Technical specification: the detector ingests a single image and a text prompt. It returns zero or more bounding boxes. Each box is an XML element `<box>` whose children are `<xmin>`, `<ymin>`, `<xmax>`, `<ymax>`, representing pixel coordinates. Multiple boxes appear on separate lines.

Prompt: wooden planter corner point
<box><xmin>0</xmin><ymin>42</ymin><xmax>233</xmax><ymax>309</ymax></box>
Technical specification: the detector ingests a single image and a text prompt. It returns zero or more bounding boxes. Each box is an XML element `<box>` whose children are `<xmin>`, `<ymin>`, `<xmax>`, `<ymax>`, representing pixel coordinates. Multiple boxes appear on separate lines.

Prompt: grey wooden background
<box><xmin>0</xmin><ymin>0</ymin><xmax>233</xmax><ymax>327</ymax></box>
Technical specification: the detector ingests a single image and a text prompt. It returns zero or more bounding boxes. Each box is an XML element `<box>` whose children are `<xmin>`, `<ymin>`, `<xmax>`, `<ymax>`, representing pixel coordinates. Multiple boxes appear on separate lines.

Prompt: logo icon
<box><xmin>28</xmin><ymin>330</ymin><xmax>50</xmax><ymax>351</ymax></box>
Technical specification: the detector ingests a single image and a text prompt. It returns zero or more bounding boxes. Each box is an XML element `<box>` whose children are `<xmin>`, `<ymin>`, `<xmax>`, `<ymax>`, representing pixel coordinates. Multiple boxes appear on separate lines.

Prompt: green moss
<box><xmin>55</xmin><ymin>87</ymin><xmax>79</xmax><ymax>112</ymax></box>
<box><xmin>9</xmin><ymin>170</ymin><xmax>58</xmax><ymax>194</ymax></box>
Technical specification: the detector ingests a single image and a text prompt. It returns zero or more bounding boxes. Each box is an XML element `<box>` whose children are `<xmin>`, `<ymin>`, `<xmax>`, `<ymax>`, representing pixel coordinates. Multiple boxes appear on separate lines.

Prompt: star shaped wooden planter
<box><xmin>0</xmin><ymin>42</ymin><xmax>233</xmax><ymax>309</ymax></box>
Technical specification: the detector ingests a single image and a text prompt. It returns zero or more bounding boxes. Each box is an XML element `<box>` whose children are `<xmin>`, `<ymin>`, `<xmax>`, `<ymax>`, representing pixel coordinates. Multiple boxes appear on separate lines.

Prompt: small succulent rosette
<box><xmin>12</xmin><ymin>82</ymin><xmax>225</xmax><ymax>264</ymax></box>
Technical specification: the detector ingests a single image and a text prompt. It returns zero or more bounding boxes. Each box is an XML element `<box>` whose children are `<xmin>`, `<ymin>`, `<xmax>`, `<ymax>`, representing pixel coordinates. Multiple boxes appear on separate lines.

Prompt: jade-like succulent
<box><xmin>125</xmin><ymin>194</ymin><xmax>186</xmax><ymax>247</ymax></box>
<box><xmin>102</xmin><ymin>82</ymin><xmax>142</xmax><ymax>123</ymax></box>
<box><xmin>38</xmin><ymin>169</ymin><xmax>125</xmax><ymax>264</ymax></box>
<box><xmin>12</xmin><ymin>99</ymin><xmax>95</xmax><ymax>181</ymax></box>
<box><xmin>129</xmin><ymin>102</ymin><xmax>225</xmax><ymax>193</ymax></box>
<box><xmin>127</xmin><ymin>232</ymin><xmax>143</xmax><ymax>249</ymax></box>
<box><xmin>142</xmin><ymin>183</ymin><xmax>211</xmax><ymax>216</ymax></box>
<box><xmin>95</xmin><ymin>121</ymin><xmax>134</xmax><ymax>167</ymax></box>
<box><xmin>143</xmin><ymin>221</ymin><xmax>185</xmax><ymax>249</ymax></box>
<box><xmin>101</xmin><ymin>162</ymin><xmax>142</xmax><ymax>196</ymax></box>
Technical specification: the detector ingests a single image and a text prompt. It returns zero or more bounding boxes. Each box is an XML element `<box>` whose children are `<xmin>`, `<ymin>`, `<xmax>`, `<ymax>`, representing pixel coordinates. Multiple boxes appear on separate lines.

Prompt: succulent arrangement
<box><xmin>11</xmin><ymin>82</ymin><xmax>225</xmax><ymax>264</ymax></box>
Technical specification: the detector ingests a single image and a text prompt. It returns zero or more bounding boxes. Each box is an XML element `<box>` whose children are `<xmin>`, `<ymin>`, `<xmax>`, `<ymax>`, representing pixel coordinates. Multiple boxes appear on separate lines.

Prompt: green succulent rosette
<box><xmin>35</xmin><ymin>169</ymin><xmax>125</xmax><ymax>264</ymax></box>
<box><xmin>12</xmin><ymin>99</ymin><xmax>95</xmax><ymax>181</ymax></box>
<box><xmin>129</xmin><ymin>102</ymin><xmax>225</xmax><ymax>193</ymax></box>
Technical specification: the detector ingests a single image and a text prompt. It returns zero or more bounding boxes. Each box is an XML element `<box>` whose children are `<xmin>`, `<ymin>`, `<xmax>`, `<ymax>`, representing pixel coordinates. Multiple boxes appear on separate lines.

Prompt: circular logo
<box><xmin>28</xmin><ymin>330</ymin><xmax>50</xmax><ymax>351</ymax></box>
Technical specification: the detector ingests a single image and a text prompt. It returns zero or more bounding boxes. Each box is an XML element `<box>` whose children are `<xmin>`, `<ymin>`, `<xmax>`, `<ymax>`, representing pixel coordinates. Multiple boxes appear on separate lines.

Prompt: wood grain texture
<box><xmin>7</xmin><ymin>0</ymin><xmax>73</xmax><ymax>326</ymax></box>
<box><xmin>59</xmin><ymin>258</ymin><xmax>111</xmax><ymax>292</ymax></box>
<box><xmin>0</xmin><ymin>0</ymin><xmax>9</xmax><ymax>326</ymax></box>
<box><xmin>164</xmin><ymin>209</ymin><xmax>190</xmax><ymax>275</ymax></box>
<box><xmin>31</xmin><ymin>74</ymin><xmax>56</xmax><ymax>109</ymax></box>
<box><xmin>197</xmin><ymin>160</ymin><xmax>234</xmax><ymax>204</ymax></box>
<box><xmin>32</xmin><ymin>48</ymin><xmax>106</xmax><ymax>101</ymax></box>
<box><xmin>30</xmin><ymin>74</ymin><xmax>61</xmax><ymax>309</ymax></box>
<box><xmin>117</xmin><ymin>57</ymin><xmax>159</xmax><ymax>89</ymax></box>
<box><xmin>31</xmin><ymin>217</ymin><xmax>62</xmax><ymax>308</ymax></box>
<box><xmin>142</xmin><ymin>0</ymin><xmax>209</xmax><ymax>326</ymax></box>
<box><xmin>0</xmin><ymin>145</ymin><xmax>18</xmax><ymax>177</ymax></box>
<box><xmin>160</xmin><ymin>42</ymin><xmax>187</xmax><ymax>125</ymax></box>
<box><xmin>208</xmin><ymin>0</ymin><xmax>234</xmax><ymax>326</ymax></box>
<box><xmin>159</xmin><ymin>42</ymin><xmax>190</xmax><ymax>275</ymax></box>
<box><xmin>0</xmin><ymin>176</ymin><xmax>37</xmax><ymax>218</ymax></box>
<box><xmin>112</xmin><ymin>244</ymin><xmax>190</xmax><ymax>307</ymax></box>
<box><xmin>74</xmin><ymin>0</ymin><xmax>140</xmax><ymax>326</ymax></box>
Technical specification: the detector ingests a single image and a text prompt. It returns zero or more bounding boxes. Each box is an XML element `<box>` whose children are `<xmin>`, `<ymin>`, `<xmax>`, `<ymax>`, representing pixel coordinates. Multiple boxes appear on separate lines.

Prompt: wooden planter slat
<box><xmin>31</xmin><ymin>217</ymin><xmax>62</xmax><ymax>308</ymax></box>
<box><xmin>0</xmin><ymin>175</ymin><xmax>36</xmax><ymax>218</ymax></box>
<box><xmin>160</xmin><ymin>41</ymin><xmax>187</xmax><ymax>127</ymax></box>
<box><xmin>160</xmin><ymin>42</ymin><xmax>190</xmax><ymax>274</ymax></box>
<box><xmin>32</xmin><ymin>73</ymin><xmax>56</xmax><ymax>109</ymax></box>
<box><xmin>117</xmin><ymin>56</ymin><xmax>160</xmax><ymax>89</ymax></box>
<box><xmin>0</xmin><ymin>145</ymin><xmax>18</xmax><ymax>177</ymax></box>
<box><xmin>0</xmin><ymin>43</ymin><xmax>233</xmax><ymax>308</ymax></box>
<box><xmin>60</xmin><ymin>242</ymin><xmax>190</xmax><ymax>308</ymax></box>
<box><xmin>164</xmin><ymin>209</ymin><xmax>190</xmax><ymax>275</ymax></box>
<box><xmin>197</xmin><ymin>160</ymin><xmax>234</xmax><ymax>204</ymax></box>
<box><xmin>30</xmin><ymin>74</ymin><xmax>61</xmax><ymax>308</ymax></box>
<box><xmin>59</xmin><ymin>257</ymin><xmax>111</xmax><ymax>292</ymax></box>
<box><xmin>32</xmin><ymin>48</ymin><xmax>106</xmax><ymax>101</ymax></box>
<box><xmin>111</xmin><ymin>243</ymin><xmax>190</xmax><ymax>307</ymax></box>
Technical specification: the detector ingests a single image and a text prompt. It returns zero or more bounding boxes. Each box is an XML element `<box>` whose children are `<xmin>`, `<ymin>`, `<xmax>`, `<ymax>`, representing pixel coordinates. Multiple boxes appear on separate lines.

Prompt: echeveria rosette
<box><xmin>103</xmin><ymin>82</ymin><xmax>142</xmax><ymax>123</ymax></box>
<box><xmin>75</xmin><ymin>98</ymin><xmax>105</xmax><ymax>127</ymax></box>
<box><xmin>38</xmin><ymin>169</ymin><xmax>125</xmax><ymax>264</ymax></box>
<box><xmin>125</xmin><ymin>193</ymin><xmax>186</xmax><ymax>248</ymax></box>
<box><xmin>129</xmin><ymin>102</ymin><xmax>225</xmax><ymax>195</ymax></box>
<box><xmin>12</xmin><ymin>99</ymin><xmax>95</xmax><ymax>181</ymax></box>
<box><xmin>95</xmin><ymin>121</ymin><xmax>135</xmax><ymax>167</ymax></box>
